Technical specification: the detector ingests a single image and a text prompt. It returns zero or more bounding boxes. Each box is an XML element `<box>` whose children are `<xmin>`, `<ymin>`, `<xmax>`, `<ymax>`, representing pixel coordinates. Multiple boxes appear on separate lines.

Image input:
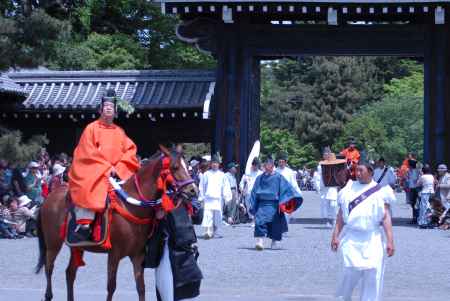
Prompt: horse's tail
<box><xmin>35</xmin><ymin>209</ymin><xmax>46</xmax><ymax>274</ymax></box>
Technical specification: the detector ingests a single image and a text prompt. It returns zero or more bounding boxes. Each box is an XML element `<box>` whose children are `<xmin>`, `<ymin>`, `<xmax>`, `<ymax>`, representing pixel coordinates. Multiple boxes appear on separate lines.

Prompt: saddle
<box><xmin>62</xmin><ymin>197</ymin><xmax>110</xmax><ymax>248</ymax></box>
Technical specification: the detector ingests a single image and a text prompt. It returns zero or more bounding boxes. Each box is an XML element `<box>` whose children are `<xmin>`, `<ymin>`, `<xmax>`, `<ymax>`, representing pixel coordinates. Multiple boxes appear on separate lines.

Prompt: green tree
<box><xmin>262</xmin><ymin>57</ymin><xmax>385</xmax><ymax>148</ymax></box>
<box><xmin>0</xmin><ymin>129</ymin><xmax>48</xmax><ymax>165</ymax></box>
<box><xmin>50</xmin><ymin>33</ymin><xmax>146</xmax><ymax>70</ymax></box>
<box><xmin>335</xmin><ymin>66</ymin><xmax>424</xmax><ymax>166</ymax></box>
<box><xmin>0</xmin><ymin>8</ymin><xmax>68</xmax><ymax>70</ymax></box>
<box><xmin>260</xmin><ymin>123</ymin><xmax>318</xmax><ymax>168</ymax></box>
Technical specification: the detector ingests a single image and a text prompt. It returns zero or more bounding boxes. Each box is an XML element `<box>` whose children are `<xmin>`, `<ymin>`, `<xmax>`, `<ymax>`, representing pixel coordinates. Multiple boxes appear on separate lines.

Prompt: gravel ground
<box><xmin>0</xmin><ymin>191</ymin><xmax>449</xmax><ymax>301</ymax></box>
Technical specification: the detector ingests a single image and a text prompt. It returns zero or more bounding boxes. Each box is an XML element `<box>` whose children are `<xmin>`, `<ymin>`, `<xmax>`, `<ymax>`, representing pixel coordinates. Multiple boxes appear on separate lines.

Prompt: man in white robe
<box><xmin>331</xmin><ymin>162</ymin><xmax>395</xmax><ymax>301</ymax></box>
<box><xmin>239</xmin><ymin>158</ymin><xmax>263</xmax><ymax>220</ymax></box>
<box><xmin>276</xmin><ymin>153</ymin><xmax>301</xmax><ymax>224</ymax></box>
<box><xmin>373</xmin><ymin>157</ymin><xmax>396</xmax><ymax>189</ymax></box>
<box><xmin>199</xmin><ymin>156</ymin><xmax>232</xmax><ymax>239</ymax></box>
<box><xmin>276</xmin><ymin>154</ymin><xmax>301</xmax><ymax>194</ymax></box>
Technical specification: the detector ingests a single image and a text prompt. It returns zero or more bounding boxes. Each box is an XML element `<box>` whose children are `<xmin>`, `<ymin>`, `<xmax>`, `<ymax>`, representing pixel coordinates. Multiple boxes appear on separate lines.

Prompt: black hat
<box><xmin>264</xmin><ymin>155</ymin><xmax>275</xmax><ymax>165</ymax></box>
<box><xmin>211</xmin><ymin>154</ymin><xmax>221</xmax><ymax>163</ymax></box>
<box><xmin>101</xmin><ymin>89</ymin><xmax>117</xmax><ymax>105</ymax></box>
<box><xmin>277</xmin><ymin>152</ymin><xmax>288</xmax><ymax>161</ymax></box>
<box><xmin>227</xmin><ymin>162</ymin><xmax>238</xmax><ymax>170</ymax></box>
<box><xmin>358</xmin><ymin>157</ymin><xmax>374</xmax><ymax>172</ymax></box>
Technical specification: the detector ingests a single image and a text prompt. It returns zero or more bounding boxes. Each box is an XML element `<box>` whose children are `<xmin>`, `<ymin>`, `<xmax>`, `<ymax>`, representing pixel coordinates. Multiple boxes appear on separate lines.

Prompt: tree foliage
<box><xmin>0</xmin><ymin>128</ymin><xmax>48</xmax><ymax>165</ymax></box>
<box><xmin>261</xmin><ymin>58</ymin><xmax>423</xmax><ymax>166</ymax></box>
<box><xmin>0</xmin><ymin>0</ymin><xmax>215</xmax><ymax>71</ymax></box>
<box><xmin>335</xmin><ymin>66</ymin><xmax>424</xmax><ymax>166</ymax></box>
<box><xmin>260</xmin><ymin>123</ymin><xmax>318</xmax><ymax>168</ymax></box>
<box><xmin>262</xmin><ymin>57</ymin><xmax>388</xmax><ymax>148</ymax></box>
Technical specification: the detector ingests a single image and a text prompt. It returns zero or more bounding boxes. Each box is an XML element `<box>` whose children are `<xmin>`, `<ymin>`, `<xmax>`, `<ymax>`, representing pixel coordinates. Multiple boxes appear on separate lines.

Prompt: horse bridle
<box><xmin>133</xmin><ymin>156</ymin><xmax>197</xmax><ymax>205</ymax></box>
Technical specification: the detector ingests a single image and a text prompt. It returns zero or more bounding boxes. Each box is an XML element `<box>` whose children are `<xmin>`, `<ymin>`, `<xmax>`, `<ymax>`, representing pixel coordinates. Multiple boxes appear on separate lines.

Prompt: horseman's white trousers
<box><xmin>74</xmin><ymin>206</ymin><xmax>95</xmax><ymax>223</ymax></box>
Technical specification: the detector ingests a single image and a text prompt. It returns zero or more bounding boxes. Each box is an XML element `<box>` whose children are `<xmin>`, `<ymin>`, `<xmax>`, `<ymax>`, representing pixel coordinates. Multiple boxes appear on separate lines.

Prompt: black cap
<box><xmin>265</xmin><ymin>155</ymin><xmax>275</xmax><ymax>165</ymax></box>
<box><xmin>277</xmin><ymin>152</ymin><xmax>288</xmax><ymax>161</ymax></box>
<box><xmin>101</xmin><ymin>89</ymin><xmax>117</xmax><ymax>105</ymax></box>
<box><xmin>211</xmin><ymin>154</ymin><xmax>221</xmax><ymax>163</ymax></box>
<box><xmin>227</xmin><ymin>162</ymin><xmax>238</xmax><ymax>170</ymax></box>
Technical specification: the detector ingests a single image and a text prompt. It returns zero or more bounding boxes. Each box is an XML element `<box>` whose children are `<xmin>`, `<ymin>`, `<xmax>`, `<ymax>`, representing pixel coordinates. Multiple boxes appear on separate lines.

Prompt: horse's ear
<box><xmin>159</xmin><ymin>144</ymin><xmax>171</xmax><ymax>157</ymax></box>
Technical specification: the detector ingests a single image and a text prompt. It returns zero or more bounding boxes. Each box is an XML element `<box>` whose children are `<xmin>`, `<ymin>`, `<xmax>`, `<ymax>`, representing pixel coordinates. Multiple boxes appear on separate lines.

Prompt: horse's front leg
<box><xmin>130</xmin><ymin>254</ymin><xmax>146</xmax><ymax>301</ymax></box>
<box><xmin>66</xmin><ymin>249</ymin><xmax>83</xmax><ymax>301</ymax></box>
<box><xmin>106</xmin><ymin>253</ymin><xmax>121</xmax><ymax>301</ymax></box>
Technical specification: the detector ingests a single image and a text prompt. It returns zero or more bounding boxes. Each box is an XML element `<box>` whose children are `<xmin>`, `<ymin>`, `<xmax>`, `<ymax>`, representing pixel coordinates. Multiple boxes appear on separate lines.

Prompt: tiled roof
<box><xmin>7</xmin><ymin>70</ymin><xmax>215</xmax><ymax>111</ymax></box>
<box><xmin>0</xmin><ymin>73</ymin><xmax>25</xmax><ymax>95</ymax></box>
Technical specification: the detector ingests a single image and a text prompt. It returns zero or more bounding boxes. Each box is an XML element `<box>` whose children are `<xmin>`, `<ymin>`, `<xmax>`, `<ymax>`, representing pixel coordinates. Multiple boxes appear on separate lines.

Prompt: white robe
<box><xmin>317</xmin><ymin>164</ymin><xmax>339</xmax><ymax>220</ymax></box>
<box><xmin>239</xmin><ymin>170</ymin><xmax>263</xmax><ymax>196</ymax></box>
<box><xmin>198</xmin><ymin>169</ymin><xmax>232</xmax><ymax>228</ymax></box>
<box><xmin>276</xmin><ymin>166</ymin><xmax>301</xmax><ymax>194</ymax></box>
<box><xmin>336</xmin><ymin>180</ymin><xmax>396</xmax><ymax>301</ymax></box>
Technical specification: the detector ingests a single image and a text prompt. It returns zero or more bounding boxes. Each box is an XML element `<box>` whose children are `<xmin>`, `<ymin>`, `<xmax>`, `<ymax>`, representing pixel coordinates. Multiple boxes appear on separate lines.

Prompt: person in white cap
<box><xmin>24</xmin><ymin>161</ymin><xmax>43</xmax><ymax>204</ymax></box>
<box><xmin>9</xmin><ymin>195</ymin><xmax>38</xmax><ymax>237</ymax></box>
<box><xmin>50</xmin><ymin>163</ymin><xmax>67</xmax><ymax>192</ymax></box>
<box><xmin>437</xmin><ymin>164</ymin><xmax>450</xmax><ymax>211</ymax></box>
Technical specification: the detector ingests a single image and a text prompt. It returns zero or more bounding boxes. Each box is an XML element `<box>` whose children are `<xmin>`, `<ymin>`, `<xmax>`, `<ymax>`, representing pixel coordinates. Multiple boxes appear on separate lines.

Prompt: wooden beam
<box><xmin>241</xmin><ymin>25</ymin><xmax>425</xmax><ymax>56</ymax></box>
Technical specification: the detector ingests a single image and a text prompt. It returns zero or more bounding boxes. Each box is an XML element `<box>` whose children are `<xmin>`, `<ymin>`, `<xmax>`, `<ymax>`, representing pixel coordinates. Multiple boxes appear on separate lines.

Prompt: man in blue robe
<box><xmin>249</xmin><ymin>157</ymin><xmax>303</xmax><ymax>250</ymax></box>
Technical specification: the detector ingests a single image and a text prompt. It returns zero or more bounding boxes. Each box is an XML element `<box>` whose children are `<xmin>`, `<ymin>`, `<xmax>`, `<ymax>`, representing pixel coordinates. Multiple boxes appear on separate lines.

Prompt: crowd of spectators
<box><xmin>399</xmin><ymin>154</ymin><xmax>450</xmax><ymax>229</ymax></box>
<box><xmin>0</xmin><ymin>149</ymin><xmax>69</xmax><ymax>239</ymax></box>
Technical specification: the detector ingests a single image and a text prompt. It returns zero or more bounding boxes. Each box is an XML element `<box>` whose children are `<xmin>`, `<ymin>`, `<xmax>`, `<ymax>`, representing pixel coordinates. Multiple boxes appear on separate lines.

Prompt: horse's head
<box><xmin>159</xmin><ymin>144</ymin><xmax>199</xmax><ymax>203</ymax></box>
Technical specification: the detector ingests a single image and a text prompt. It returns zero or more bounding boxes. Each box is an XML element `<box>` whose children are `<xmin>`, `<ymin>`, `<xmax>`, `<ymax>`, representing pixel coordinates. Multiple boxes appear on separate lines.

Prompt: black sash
<box><xmin>376</xmin><ymin>167</ymin><xmax>388</xmax><ymax>184</ymax></box>
<box><xmin>348</xmin><ymin>184</ymin><xmax>382</xmax><ymax>214</ymax></box>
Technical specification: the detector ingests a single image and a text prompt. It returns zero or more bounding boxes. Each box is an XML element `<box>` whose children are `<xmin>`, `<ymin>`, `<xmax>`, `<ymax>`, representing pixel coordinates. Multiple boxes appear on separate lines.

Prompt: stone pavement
<box><xmin>0</xmin><ymin>192</ymin><xmax>449</xmax><ymax>301</ymax></box>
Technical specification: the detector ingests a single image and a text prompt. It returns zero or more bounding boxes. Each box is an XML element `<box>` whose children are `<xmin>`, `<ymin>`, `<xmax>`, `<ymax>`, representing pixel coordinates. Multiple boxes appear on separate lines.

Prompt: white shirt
<box><xmin>239</xmin><ymin>169</ymin><xmax>263</xmax><ymax>196</ymax></box>
<box><xmin>418</xmin><ymin>174</ymin><xmax>435</xmax><ymax>194</ymax></box>
<box><xmin>373</xmin><ymin>166</ymin><xmax>396</xmax><ymax>188</ymax></box>
<box><xmin>276</xmin><ymin>166</ymin><xmax>301</xmax><ymax>193</ymax></box>
<box><xmin>338</xmin><ymin>180</ymin><xmax>396</xmax><ymax>269</ymax></box>
<box><xmin>199</xmin><ymin>169</ymin><xmax>232</xmax><ymax>211</ymax></box>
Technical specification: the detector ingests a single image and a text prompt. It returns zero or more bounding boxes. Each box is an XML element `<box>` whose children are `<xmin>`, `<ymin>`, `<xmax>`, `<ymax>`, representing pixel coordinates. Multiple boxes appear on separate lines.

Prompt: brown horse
<box><xmin>35</xmin><ymin>146</ymin><xmax>198</xmax><ymax>301</ymax></box>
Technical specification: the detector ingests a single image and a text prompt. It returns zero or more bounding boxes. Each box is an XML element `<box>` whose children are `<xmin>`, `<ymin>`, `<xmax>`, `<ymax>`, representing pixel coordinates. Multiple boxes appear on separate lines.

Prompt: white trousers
<box><xmin>74</xmin><ymin>206</ymin><xmax>95</xmax><ymax>222</ymax></box>
<box><xmin>336</xmin><ymin>264</ymin><xmax>385</xmax><ymax>301</ymax></box>
<box><xmin>320</xmin><ymin>197</ymin><xmax>337</xmax><ymax>220</ymax></box>
<box><xmin>201</xmin><ymin>209</ymin><xmax>222</xmax><ymax>230</ymax></box>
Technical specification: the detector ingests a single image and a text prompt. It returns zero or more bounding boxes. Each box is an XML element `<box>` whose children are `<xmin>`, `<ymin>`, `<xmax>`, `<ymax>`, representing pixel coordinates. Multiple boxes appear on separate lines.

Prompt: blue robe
<box><xmin>249</xmin><ymin>172</ymin><xmax>303</xmax><ymax>241</ymax></box>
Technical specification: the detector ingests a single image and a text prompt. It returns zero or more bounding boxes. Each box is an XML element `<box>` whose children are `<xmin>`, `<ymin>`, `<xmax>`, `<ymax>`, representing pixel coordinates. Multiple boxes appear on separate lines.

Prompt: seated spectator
<box><xmin>0</xmin><ymin>163</ymin><xmax>10</xmax><ymax>196</ymax></box>
<box><xmin>10</xmin><ymin>162</ymin><xmax>26</xmax><ymax>197</ymax></box>
<box><xmin>0</xmin><ymin>195</ymin><xmax>22</xmax><ymax>239</ymax></box>
<box><xmin>24</xmin><ymin>161</ymin><xmax>43</xmax><ymax>204</ymax></box>
<box><xmin>9</xmin><ymin>195</ymin><xmax>38</xmax><ymax>237</ymax></box>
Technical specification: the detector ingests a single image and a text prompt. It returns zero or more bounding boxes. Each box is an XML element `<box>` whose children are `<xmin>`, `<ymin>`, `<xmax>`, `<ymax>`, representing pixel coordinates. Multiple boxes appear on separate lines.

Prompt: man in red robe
<box><xmin>340</xmin><ymin>138</ymin><xmax>361</xmax><ymax>180</ymax></box>
<box><xmin>68</xmin><ymin>89</ymin><xmax>139</xmax><ymax>238</ymax></box>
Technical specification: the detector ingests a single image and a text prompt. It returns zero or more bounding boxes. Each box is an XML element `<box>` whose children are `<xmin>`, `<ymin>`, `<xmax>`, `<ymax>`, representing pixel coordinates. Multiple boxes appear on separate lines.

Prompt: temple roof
<box><xmin>7</xmin><ymin>70</ymin><xmax>215</xmax><ymax>113</ymax></box>
<box><xmin>0</xmin><ymin>73</ymin><xmax>25</xmax><ymax>95</ymax></box>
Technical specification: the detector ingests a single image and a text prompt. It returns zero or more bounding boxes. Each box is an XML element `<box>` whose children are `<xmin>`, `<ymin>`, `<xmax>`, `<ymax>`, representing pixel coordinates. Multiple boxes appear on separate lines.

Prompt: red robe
<box><xmin>340</xmin><ymin>147</ymin><xmax>360</xmax><ymax>179</ymax></box>
<box><xmin>340</xmin><ymin>147</ymin><xmax>361</xmax><ymax>165</ymax></box>
<box><xmin>69</xmin><ymin>120</ymin><xmax>140</xmax><ymax>212</ymax></box>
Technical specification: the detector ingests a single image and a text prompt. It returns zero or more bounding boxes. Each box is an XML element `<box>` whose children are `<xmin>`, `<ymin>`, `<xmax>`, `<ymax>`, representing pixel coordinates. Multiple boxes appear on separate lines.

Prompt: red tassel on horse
<box><xmin>59</xmin><ymin>215</ymin><xmax>68</xmax><ymax>240</ymax></box>
<box><xmin>71</xmin><ymin>248</ymin><xmax>85</xmax><ymax>268</ymax></box>
<box><xmin>161</xmin><ymin>194</ymin><xmax>175</xmax><ymax>212</ymax></box>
